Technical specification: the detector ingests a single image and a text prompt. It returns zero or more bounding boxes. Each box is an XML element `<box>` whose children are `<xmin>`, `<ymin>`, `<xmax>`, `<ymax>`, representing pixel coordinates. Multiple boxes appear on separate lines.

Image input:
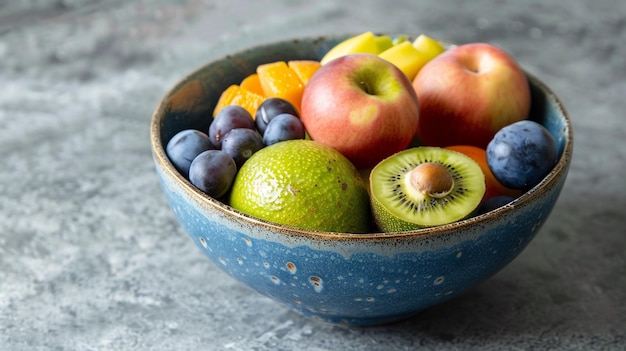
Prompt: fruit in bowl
<box><xmin>301</xmin><ymin>53</ymin><xmax>420</xmax><ymax>169</ymax></box>
<box><xmin>487</xmin><ymin>120</ymin><xmax>558</xmax><ymax>190</ymax></box>
<box><xmin>370</xmin><ymin>147</ymin><xmax>486</xmax><ymax>232</ymax></box>
<box><xmin>229</xmin><ymin>139</ymin><xmax>371</xmax><ymax>233</ymax></box>
<box><xmin>412</xmin><ymin>42</ymin><xmax>531</xmax><ymax>148</ymax></box>
<box><xmin>150</xmin><ymin>34</ymin><xmax>572</xmax><ymax>325</ymax></box>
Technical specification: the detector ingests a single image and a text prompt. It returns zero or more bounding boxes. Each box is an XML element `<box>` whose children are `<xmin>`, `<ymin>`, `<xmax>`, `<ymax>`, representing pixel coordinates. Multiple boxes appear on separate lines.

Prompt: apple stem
<box><xmin>359</xmin><ymin>81</ymin><xmax>374</xmax><ymax>95</ymax></box>
<box><xmin>409</xmin><ymin>162</ymin><xmax>454</xmax><ymax>198</ymax></box>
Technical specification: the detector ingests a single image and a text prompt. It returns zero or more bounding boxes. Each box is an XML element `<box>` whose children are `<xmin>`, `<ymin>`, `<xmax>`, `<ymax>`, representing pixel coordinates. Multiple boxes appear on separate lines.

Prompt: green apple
<box><xmin>301</xmin><ymin>54</ymin><xmax>420</xmax><ymax>169</ymax></box>
<box><xmin>412</xmin><ymin>42</ymin><xmax>531</xmax><ymax>148</ymax></box>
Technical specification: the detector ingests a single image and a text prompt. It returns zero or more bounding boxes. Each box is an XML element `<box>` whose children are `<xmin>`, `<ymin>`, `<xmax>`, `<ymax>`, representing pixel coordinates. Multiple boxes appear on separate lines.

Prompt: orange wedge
<box><xmin>240</xmin><ymin>73</ymin><xmax>265</xmax><ymax>96</ymax></box>
<box><xmin>444</xmin><ymin>145</ymin><xmax>522</xmax><ymax>202</ymax></box>
<box><xmin>287</xmin><ymin>60</ymin><xmax>321</xmax><ymax>85</ymax></box>
<box><xmin>257</xmin><ymin>61</ymin><xmax>305</xmax><ymax>113</ymax></box>
<box><xmin>213</xmin><ymin>84</ymin><xmax>265</xmax><ymax>119</ymax></box>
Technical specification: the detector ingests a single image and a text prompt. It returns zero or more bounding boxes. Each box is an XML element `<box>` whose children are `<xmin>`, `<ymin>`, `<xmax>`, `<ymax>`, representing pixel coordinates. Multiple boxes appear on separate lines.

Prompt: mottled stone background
<box><xmin>1</xmin><ymin>0</ymin><xmax>624</xmax><ymax>350</ymax></box>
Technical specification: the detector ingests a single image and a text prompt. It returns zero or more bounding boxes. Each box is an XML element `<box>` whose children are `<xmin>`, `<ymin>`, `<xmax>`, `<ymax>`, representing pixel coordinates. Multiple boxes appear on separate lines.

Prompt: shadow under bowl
<box><xmin>150</xmin><ymin>35</ymin><xmax>573</xmax><ymax>326</ymax></box>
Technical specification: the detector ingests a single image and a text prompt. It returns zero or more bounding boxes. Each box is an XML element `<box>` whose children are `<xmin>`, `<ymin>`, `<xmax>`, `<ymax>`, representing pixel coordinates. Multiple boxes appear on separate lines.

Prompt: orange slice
<box><xmin>444</xmin><ymin>145</ymin><xmax>522</xmax><ymax>201</ymax></box>
<box><xmin>257</xmin><ymin>61</ymin><xmax>304</xmax><ymax>113</ymax></box>
<box><xmin>287</xmin><ymin>60</ymin><xmax>321</xmax><ymax>85</ymax></box>
<box><xmin>213</xmin><ymin>84</ymin><xmax>265</xmax><ymax>119</ymax></box>
<box><xmin>240</xmin><ymin>73</ymin><xmax>265</xmax><ymax>96</ymax></box>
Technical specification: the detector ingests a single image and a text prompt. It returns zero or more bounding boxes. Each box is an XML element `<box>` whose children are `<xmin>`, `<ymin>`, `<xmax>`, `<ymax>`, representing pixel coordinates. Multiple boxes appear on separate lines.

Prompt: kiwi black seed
<box><xmin>370</xmin><ymin>147</ymin><xmax>485</xmax><ymax>232</ymax></box>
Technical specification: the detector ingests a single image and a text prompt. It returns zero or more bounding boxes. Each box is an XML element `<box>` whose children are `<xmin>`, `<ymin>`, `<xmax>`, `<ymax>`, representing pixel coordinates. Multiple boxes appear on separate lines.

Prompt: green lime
<box><xmin>229</xmin><ymin>140</ymin><xmax>370</xmax><ymax>233</ymax></box>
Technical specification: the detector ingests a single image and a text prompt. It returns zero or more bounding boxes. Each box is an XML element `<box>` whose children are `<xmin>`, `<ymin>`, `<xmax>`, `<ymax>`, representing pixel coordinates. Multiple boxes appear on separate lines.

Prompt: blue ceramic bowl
<box><xmin>150</xmin><ymin>35</ymin><xmax>573</xmax><ymax>326</ymax></box>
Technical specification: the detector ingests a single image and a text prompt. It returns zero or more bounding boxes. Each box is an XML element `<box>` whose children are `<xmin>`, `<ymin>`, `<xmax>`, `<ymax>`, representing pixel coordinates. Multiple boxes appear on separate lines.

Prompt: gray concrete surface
<box><xmin>1</xmin><ymin>0</ymin><xmax>625</xmax><ymax>350</ymax></box>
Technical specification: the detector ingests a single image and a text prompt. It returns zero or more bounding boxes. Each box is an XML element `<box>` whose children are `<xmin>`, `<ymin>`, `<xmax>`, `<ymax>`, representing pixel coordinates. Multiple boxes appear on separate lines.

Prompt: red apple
<box><xmin>300</xmin><ymin>54</ymin><xmax>420</xmax><ymax>168</ymax></box>
<box><xmin>412</xmin><ymin>42</ymin><xmax>531</xmax><ymax>148</ymax></box>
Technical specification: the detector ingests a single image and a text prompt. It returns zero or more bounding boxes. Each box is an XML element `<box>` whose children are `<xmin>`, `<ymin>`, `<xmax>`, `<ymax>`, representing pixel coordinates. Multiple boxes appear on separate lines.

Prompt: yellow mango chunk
<box><xmin>240</xmin><ymin>73</ymin><xmax>265</xmax><ymax>96</ymax></box>
<box><xmin>320</xmin><ymin>31</ymin><xmax>380</xmax><ymax>65</ymax></box>
<box><xmin>257</xmin><ymin>61</ymin><xmax>305</xmax><ymax>113</ymax></box>
<box><xmin>378</xmin><ymin>41</ymin><xmax>432</xmax><ymax>80</ymax></box>
<box><xmin>412</xmin><ymin>34</ymin><xmax>446</xmax><ymax>60</ymax></box>
<box><xmin>392</xmin><ymin>35</ymin><xmax>408</xmax><ymax>46</ymax></box>
<box><xmin>287</xmin><ymin>60</ymin><xmax>321</xmax><ymax>85</ymax></box>
<box><xmin>213</xmin><ymin>84</ymin><xmax>265</xmax><ymax>118</ymax></box>
<box><xmin>374</xmin><ymin>35</ymin><xmax>394</xmax><ymax>53</ymax></box>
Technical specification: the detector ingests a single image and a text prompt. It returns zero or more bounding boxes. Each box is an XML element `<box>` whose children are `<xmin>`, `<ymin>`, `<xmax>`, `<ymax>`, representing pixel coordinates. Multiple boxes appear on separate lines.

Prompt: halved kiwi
<box><xmin>370</xmin><ymin>147</ymin><xmax>485</xmax><ymax>232</ymax></box>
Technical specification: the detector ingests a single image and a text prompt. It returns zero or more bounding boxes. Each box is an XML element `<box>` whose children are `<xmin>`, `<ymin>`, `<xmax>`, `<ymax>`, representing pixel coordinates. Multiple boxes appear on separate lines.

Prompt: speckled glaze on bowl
<box><xmin>150</xmin><ymin>35</ymin><xmax>573</xmax><ymax>326</ymax></box>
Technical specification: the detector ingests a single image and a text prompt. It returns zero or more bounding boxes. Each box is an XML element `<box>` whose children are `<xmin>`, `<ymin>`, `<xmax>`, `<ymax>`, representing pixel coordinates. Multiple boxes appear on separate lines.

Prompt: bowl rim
<box><xmin>150</xmin><ymin>34</ymin><xmax>574</xmax><ymax>241</ymax></box>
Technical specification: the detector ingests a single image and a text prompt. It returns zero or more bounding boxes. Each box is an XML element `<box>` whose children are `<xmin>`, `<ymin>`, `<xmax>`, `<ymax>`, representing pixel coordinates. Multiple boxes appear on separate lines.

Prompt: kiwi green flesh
<box><xmin>370</xmin><ymin>147</ymin><xmax>485</xmax><ymax>232</ymax></box>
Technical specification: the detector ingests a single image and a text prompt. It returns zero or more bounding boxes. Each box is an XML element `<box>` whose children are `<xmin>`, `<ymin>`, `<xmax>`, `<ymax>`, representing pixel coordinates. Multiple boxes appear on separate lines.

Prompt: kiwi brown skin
<box><xmin>369</xmin><ymin>147</ymin><xmax>485</xmax><ymax>232</ymax></box>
